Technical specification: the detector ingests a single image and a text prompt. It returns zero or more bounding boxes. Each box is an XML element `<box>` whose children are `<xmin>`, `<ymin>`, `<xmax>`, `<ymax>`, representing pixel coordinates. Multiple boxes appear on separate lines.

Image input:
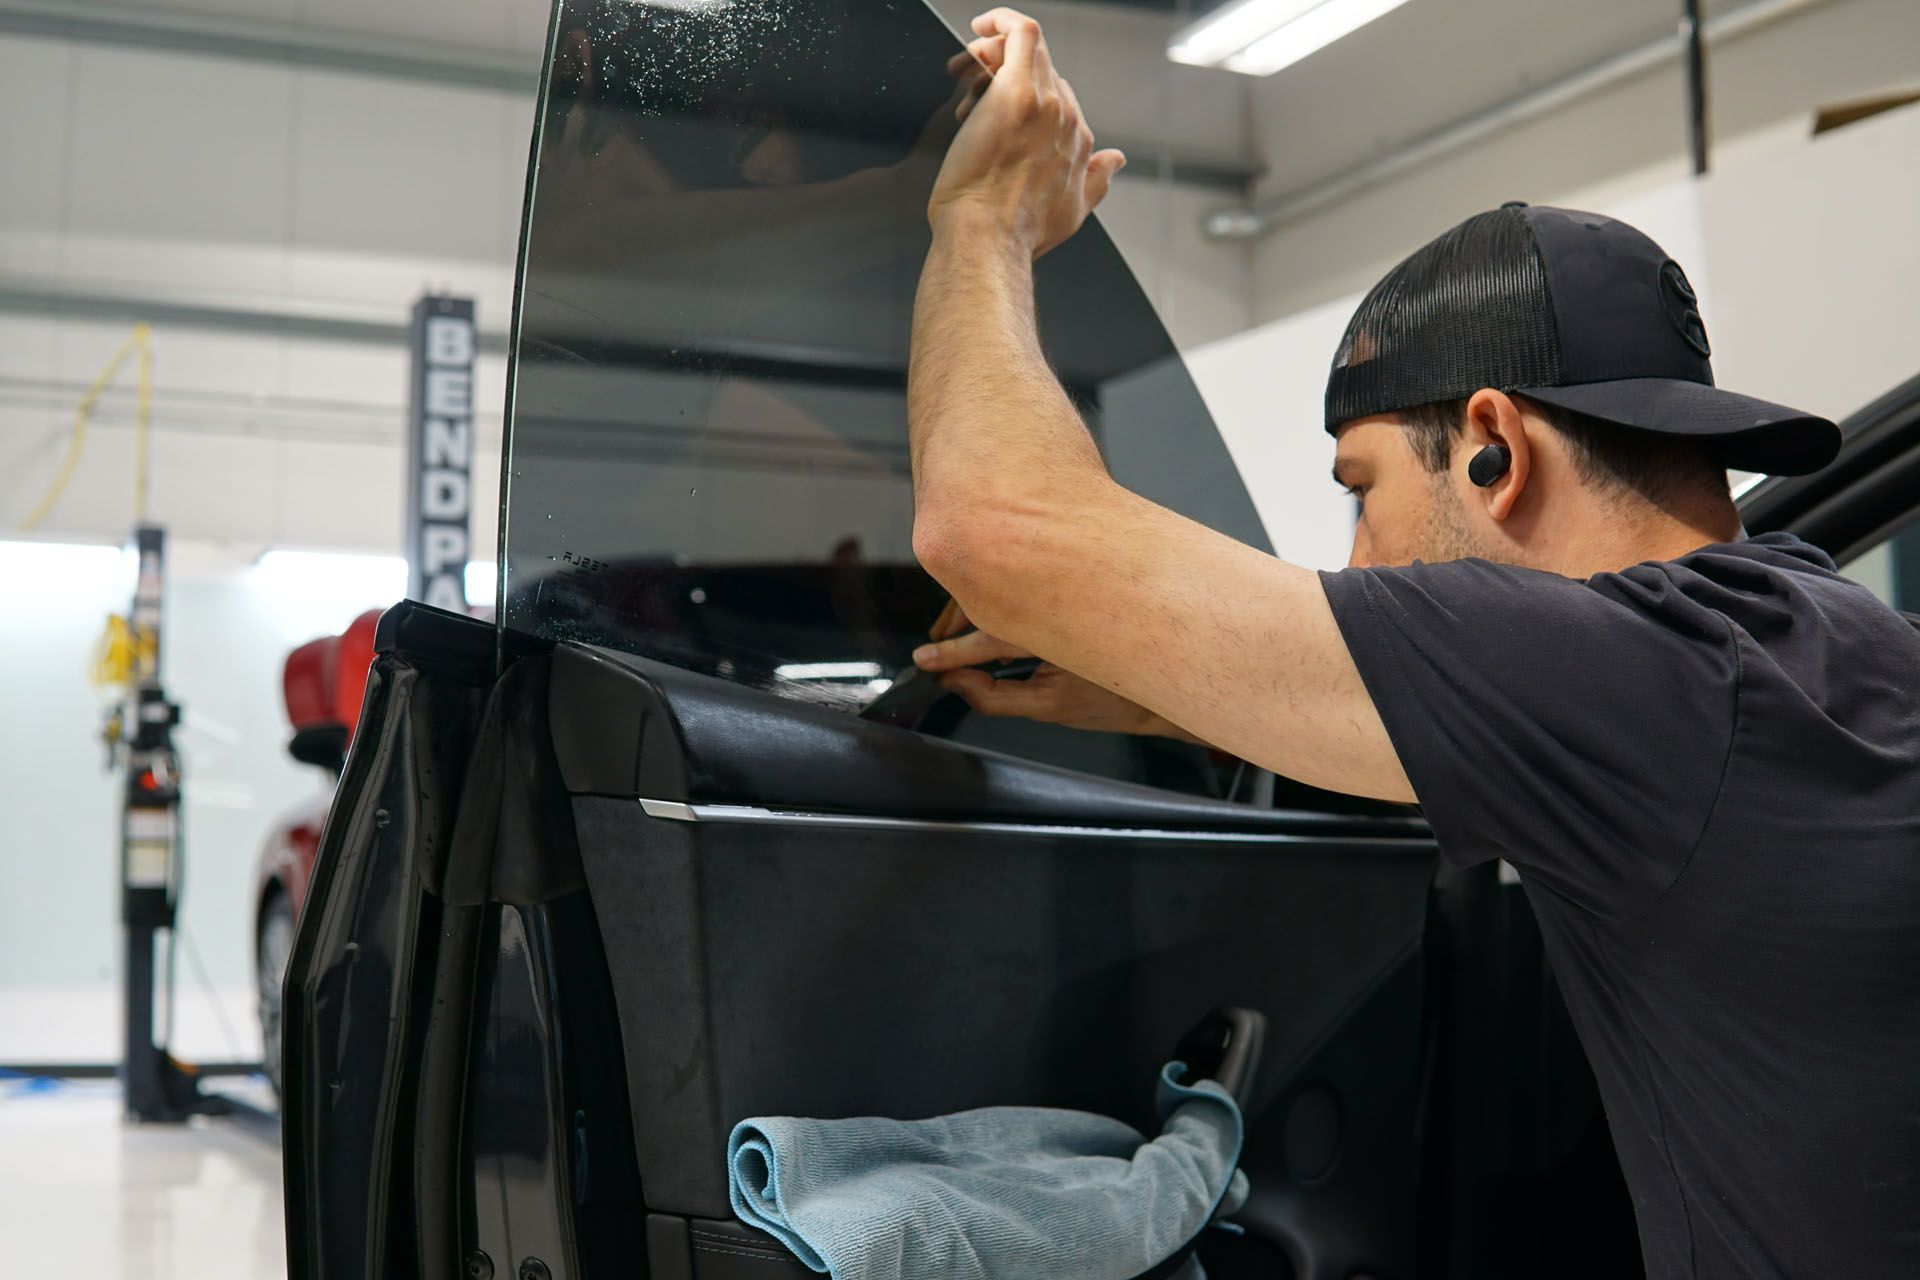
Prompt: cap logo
<box><xmin>1659</xmin><ymin>259</ymin><xmax>1711</xmax><ymax>358</ymax></box>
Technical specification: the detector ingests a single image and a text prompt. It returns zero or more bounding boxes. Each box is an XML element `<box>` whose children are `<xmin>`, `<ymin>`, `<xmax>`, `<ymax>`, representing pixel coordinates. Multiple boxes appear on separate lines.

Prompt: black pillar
<box><xmin>1681</xmin><ymin>0</ymin><xmax>1709</xmax><ymax>176</ymax></box>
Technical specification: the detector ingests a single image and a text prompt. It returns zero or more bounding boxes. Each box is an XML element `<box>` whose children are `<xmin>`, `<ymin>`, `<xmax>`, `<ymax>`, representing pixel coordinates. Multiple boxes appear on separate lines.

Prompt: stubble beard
<box><xmin>1416</xmin><ymin>477</ymin><xmax>1495</xmax><ymax>564</ymax></box>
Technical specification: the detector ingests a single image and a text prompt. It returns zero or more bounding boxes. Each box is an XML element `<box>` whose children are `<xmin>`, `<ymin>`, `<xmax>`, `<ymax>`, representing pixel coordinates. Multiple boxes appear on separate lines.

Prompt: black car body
<box><xmin>278</xmin><ymin>1</ymin><xmax>1920</xmax><ymax>1275</ymax></box>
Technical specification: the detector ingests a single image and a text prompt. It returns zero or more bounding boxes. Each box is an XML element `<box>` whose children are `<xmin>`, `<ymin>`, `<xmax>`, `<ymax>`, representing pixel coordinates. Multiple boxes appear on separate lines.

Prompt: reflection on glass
<box><xmin>501</xmin><ymin>0</ymin><xmax>1269</xmax><ymax>791</ymax></box>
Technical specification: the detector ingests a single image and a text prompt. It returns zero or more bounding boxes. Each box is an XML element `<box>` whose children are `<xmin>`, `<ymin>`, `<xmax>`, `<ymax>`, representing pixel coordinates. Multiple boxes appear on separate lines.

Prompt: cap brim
<box><xmin>1514</xmin><ymin>378</ymin><xmax>1841</xmax><ymax>476</ymax></box>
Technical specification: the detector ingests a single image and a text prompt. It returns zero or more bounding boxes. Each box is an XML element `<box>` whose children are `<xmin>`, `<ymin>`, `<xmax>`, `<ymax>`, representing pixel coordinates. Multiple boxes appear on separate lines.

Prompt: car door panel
<box><xmin>284</xmin><ymin>610</ymin><xmax>1440</xmax><ymax>1278</ymax></box>
<box><xmin>564</xmin><ymin>637</ymin><xmax>1436</xmax><ymax>1270</ymax></box>
<box><xmin>574</xmin><ymin>800</ymin><xmax>1435</xmax><ymax>1214</ymax></box>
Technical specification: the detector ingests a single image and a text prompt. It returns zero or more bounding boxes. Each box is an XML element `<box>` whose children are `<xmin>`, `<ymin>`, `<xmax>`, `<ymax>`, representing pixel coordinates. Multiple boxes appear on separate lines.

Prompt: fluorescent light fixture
<box><xmin>774</xmin><ymin>661</ymin><xmax>887</xmax><ymax>682</ymax></box>
<box><xmin>251</xmin><ymin>550</ymin><xmax>407</xmax><ymax>605</ymax></box>
<box><xmin>1169</xmin><ymin>0</ymin><xmax>1411</xmax><ymax>77</ymax></box>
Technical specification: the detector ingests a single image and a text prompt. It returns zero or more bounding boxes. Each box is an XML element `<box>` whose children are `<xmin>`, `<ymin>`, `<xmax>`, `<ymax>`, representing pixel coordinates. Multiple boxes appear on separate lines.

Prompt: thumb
<box><xmin>1085</xmin><ymin>148</ymin><xmax>1126</xmax><ymax>210</ymax></box>
<box><xmin>913</xmin><ymin>628</ymin><xmax>1033</xmax><ymax>671</ymax></box>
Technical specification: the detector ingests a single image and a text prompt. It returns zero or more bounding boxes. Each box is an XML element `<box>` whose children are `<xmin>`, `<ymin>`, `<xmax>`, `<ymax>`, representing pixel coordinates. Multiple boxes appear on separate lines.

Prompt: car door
<box><xmin>1740</xmin><ymin>371</ymin><xmax>1920</xmax><ymax>589</ymax></box>
<box><xmin>279</xmin><ymin>2</ymin><xmax>1650</xmax><ymax>1278</ymax></box>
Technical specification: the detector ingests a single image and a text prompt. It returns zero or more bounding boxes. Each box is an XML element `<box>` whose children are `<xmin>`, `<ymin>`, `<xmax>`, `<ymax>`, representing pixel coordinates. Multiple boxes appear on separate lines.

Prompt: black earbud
<box><xmin>1467</xmin><ymin>443</ymin><xmax>1511</xmax><ymax>487</ymax></box>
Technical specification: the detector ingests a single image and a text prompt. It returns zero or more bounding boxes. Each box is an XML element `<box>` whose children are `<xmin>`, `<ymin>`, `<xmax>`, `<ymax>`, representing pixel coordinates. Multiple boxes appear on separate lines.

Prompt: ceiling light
<box><xmin>1169</xmin><ymin>0</ymin><xmax>1411</xmax><ymax>77</ymax></box>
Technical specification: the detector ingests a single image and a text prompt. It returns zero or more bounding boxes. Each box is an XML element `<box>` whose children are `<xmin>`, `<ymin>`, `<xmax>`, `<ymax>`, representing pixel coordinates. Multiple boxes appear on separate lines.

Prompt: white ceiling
<box><xmin>1245</xmin><ymin>0</ymin><xmax>1752</xmax><ymax>194</ymax></box>
<box><xmin>86</xmin><ymin>0</ymin><xmax>1760</xmax><ymax>190</ymax></box>
<box><xmin>109</xmin><ymin>0</ymin><xmax>553</xmax><ymax>60</ymax></box>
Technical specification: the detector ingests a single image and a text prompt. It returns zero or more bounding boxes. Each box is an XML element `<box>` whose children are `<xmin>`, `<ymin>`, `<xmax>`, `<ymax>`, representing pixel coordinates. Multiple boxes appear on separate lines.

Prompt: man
<box><xmin>905</xmin><ymin>9</ymin><xmax>1920</xmax><ymax>1277</ymax></box>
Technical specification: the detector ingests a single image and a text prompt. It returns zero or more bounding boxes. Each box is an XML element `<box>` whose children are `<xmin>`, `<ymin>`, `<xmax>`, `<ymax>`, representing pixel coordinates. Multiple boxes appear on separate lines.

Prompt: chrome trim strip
<box><xmin>636</xmin><ymin>798</ymin><xmax>1430</xmax><ymax>845</ymax></box>
<box><xmin>638</xmin><ymin>798</ymin><xmax>700</xmax><ymax>823</ymax></box>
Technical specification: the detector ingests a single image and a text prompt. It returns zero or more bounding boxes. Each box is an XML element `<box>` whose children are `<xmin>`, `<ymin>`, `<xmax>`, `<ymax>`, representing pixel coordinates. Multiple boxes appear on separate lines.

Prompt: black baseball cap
<box><xmin>1323</xmin><ymin>202</ymin><xmax>1841</xmax><ymax>476</ymax></box>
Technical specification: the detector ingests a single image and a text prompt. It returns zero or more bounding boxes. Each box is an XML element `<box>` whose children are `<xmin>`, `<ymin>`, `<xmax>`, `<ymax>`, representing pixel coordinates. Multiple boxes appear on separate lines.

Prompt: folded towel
<box><xmin>726</xmin><ymin>1061</ymin><xmax>1246</xmax><ymax>1280</ymax></box>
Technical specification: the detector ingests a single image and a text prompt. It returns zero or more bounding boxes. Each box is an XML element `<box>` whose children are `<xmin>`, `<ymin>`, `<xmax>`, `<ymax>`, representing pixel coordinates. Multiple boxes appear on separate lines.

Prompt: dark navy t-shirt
<box><xmin>1322</xmin><ymin>532</ymin><xmax>1920</xmax><ymax>1278</ymax></box>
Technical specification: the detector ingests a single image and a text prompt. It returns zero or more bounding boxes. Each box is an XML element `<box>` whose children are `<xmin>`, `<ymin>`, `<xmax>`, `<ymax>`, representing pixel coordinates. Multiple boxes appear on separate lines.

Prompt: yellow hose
<box><xmin>133</xmin><ymin>323</ymin><xmax>152</xmax><ymax>521</ymax></box>
<box><xmin>15</xmin><ymin>323</ymin><xmax>153</xmax><ymax>532</ymax></box>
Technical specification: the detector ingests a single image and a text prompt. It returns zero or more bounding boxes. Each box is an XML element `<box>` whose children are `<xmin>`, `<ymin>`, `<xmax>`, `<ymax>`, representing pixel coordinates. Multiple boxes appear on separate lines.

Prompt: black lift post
<box><xmin>111</xmin><ymin>524</ymin><xmax>260</xmax><ymax>1122</ymax></box>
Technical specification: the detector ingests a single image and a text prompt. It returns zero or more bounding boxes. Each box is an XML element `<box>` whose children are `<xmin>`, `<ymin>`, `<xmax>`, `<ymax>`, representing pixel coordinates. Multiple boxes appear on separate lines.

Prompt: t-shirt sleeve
<box><xmin>1319</xmin><ymin>557</ymin><xmax>1739</xmax><ymax>918</ymax></box>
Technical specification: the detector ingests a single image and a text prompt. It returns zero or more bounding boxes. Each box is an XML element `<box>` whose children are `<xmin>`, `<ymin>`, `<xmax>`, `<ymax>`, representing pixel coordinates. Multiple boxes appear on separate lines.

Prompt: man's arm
<box><xmin>909</xmin><ymin>9</ymin><xmax>1413</xmax><ymax>803</ymax></box>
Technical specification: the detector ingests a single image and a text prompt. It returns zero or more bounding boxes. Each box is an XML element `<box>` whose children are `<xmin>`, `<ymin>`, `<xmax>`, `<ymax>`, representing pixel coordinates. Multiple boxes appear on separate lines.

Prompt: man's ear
<box><xmin>1463</xmin><ymin>388</ymin><xmax>1530</xmax><ymax>522</ymax></box>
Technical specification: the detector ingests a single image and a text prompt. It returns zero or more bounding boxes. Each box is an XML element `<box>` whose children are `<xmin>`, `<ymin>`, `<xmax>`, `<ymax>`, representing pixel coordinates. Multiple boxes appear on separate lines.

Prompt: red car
<box><xmin>253</xmin><ymin>608</ymin><xmax>381</xmax><ymax>1094</ymax></box>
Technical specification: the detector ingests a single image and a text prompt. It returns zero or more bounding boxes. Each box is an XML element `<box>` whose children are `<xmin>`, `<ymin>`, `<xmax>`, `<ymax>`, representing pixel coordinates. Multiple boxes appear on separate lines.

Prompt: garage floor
<box><xmin>1</xmin><ymin>1078</ymin><xmax>286</xmax><ymax>1278</ymax></box>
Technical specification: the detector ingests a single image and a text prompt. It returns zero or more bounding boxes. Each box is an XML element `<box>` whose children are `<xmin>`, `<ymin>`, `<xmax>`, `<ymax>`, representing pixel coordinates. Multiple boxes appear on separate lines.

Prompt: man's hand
<box><xmin>913</xmin><ymin>602</ymin><xmax>1203</xmax><ymax>742</ymax></box>
<box><xmin>928</xmin><ymin>9</ymin><xmax>1126</xmax><ymax>259</ymax></box>
<box><xmin>905</xmin><ymin>15</ymin><xmax>1413</xmax><ymax>806</ymax></box>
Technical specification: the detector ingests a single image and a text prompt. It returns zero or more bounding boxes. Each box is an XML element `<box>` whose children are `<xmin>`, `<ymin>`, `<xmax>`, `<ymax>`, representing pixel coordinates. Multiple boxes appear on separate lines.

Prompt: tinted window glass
<box><xmin>501</xmin><ymin>0</ymin><xmax>1269</xmax><ymax>794</ymax></box>
<box><xmin>1839</xmin><ymin>519</ymin><xmax>1920</xmax><ymax>612</ymax></box>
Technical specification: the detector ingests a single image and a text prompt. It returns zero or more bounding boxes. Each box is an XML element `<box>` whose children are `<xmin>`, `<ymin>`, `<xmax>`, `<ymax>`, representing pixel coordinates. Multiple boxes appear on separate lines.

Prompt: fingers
<box><xmin>1028</xmin><ymin>19</ymin><xmax>1054</xmax><ymax>88</ymax></box>
<box><xmin>936</xmin><ymin>668</ymin><xmax>1055</xmax><ymax>719</ymax></box>
<box><xmin>941</xmin><ymin>53</ymin><xmax>987</xmax><ymax>129</ymax></box>
<box><xmin>970</xmin><ymin>7</ymin><xmax>1029</xmax><ymax>38</ymax></box>
<box><xmin>912</xmin><ymin>628</ymin><xmax>1034</xmax><ymax>671</ymax></box>
<box><xmin>968</xmin><ymin>11</ymin><xmax>1103</xmax><ymax>151</ymax></box>
<box><xmin>947</xmin><ymin>7</ymin><xmax>1110</xmax><ymax>255</ymax></box>
<box><xmin>947</xmin><ymin>35</ymin><xmax>1003</xmax><ymax>88</ymax></box>
<box><xmin>951</xmin><ymin>42</ymin><xmax>995</xmax><ymax>124</ymax></box>
<box><xmin>1085</xmin><ymin>147</ymin><xmax>1126</xmax><ymax>209</ymax></box>
<box><xmin>972</xmin><ymin>8</ymin><xmax>1045</xmax><ymax>89</ymax></box>
<box><xmin>966</xmin><ymin>33</ymin><xmax>1006</xmax><ymax>72</ymax></box>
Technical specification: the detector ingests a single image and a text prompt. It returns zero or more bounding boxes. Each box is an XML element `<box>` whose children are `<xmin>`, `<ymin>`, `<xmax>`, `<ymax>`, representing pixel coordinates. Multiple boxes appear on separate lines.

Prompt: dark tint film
<box><xmin>501</xmin><ymin>0</ymin><xmax>1269</xmax><ymax>792</ymax></box>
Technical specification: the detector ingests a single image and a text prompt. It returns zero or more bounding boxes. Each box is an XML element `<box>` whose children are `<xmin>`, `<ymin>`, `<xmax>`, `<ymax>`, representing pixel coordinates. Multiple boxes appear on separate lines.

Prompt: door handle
<box><xmin>1173</xmin><ymin>1006</ymin><xmax>1266</xmax><ymax>1111</ymax></box>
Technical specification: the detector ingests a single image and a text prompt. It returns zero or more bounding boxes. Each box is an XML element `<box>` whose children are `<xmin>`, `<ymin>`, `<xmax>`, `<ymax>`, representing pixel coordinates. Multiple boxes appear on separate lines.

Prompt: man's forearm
<box><xmin>907</xmin><ymin>214</ymin><xmax>1111</xmax><ymax>541</ymax></box>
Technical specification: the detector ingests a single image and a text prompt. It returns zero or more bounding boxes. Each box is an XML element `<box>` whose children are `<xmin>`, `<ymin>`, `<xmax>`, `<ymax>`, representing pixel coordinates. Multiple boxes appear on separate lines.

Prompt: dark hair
<box><xmin>1394</xmin><ymin>397</ymin><xmax>1729</xmax><ymax>505</ymax></box>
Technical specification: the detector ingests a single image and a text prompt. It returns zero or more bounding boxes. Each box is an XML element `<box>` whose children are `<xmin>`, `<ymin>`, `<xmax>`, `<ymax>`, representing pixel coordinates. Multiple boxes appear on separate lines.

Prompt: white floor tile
<box><xmin>0</xmin><ymin>1079</ymin><xmax>286</xmax><ymax>1279</ymax></box>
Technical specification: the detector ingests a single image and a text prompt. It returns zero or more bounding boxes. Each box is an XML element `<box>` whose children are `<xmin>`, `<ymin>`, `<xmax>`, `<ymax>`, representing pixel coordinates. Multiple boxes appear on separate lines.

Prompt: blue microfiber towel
<box><xmin>726</xmin><ymin>1061</ymin><xmax>1247</xmax><ymax>1280</ymax></box>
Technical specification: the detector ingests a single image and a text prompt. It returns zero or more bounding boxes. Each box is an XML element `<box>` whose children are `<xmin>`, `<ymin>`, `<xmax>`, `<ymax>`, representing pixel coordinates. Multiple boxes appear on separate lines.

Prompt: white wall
<box><xmin>1700</xmin><ymin>102</ymin><xmax>1920</xmax><ymax>421</ymax></box>
<box><xmin>1185</xmin><ymin>294</ymin><xmax>1358</xmax><ymax>571</ymax></box>
<box><xmin>0</xmin><ymin>537</ymin><xmax>402</xmax><ymax>1064</ymax></box>
<box><xmin>1244</xmin><ymin>0</ymin><xmax>1920</xmax><ymax>324</ymax></box>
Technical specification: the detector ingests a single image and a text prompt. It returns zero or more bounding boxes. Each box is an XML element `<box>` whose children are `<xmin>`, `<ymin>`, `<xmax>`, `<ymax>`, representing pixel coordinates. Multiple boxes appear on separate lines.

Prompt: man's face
<box><xmin>1332</xmin><ymin>415</ymin><xmax>1489</xmax><ymax>569</ymax></box>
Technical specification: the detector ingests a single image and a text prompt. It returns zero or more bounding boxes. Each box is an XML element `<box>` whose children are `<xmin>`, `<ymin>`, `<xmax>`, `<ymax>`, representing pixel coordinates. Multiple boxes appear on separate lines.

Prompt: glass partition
<box><xmin>499</xmin><ymin>0</ymin><xmax>1268</xmax><ymax>792</ymax></box>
